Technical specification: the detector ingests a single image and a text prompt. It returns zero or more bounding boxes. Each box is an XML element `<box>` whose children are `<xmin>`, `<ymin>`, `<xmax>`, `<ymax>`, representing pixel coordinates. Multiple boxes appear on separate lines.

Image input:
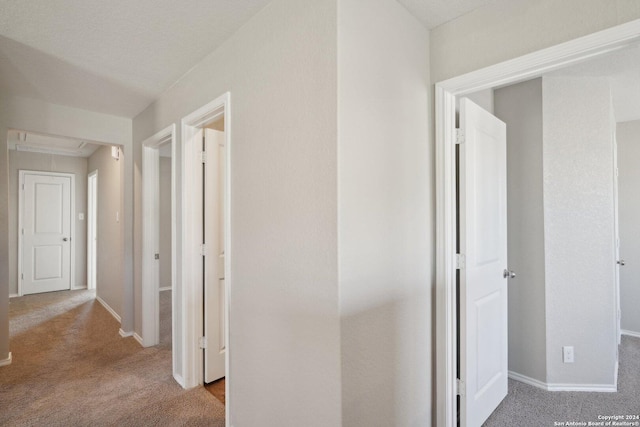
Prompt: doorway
<box><xmin>180</xmin><ymin>93</ymin><xmax>231</xmax><ymax>422</ymax></box>
<box><xmin>87</xmin><ymin>170</ymin><xmax>97</xmax><ymax>290</ymax></box>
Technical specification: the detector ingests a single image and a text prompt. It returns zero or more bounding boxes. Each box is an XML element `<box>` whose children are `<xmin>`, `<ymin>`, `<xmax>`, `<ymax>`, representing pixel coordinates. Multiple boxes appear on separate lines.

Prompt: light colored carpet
<box><xmin>0</xmin><ymin>289</ymin><xmax>225</xmax><ymax>426</ymax></box>
<box><xmin>484</xmin><ymin>335</ymin><xmax>640</xmax><ymax>426</ymax></box>
<box><xmin>159</xmin><ymin>289</ymin><xmax>172</xmax><ymax>349</ymax></box>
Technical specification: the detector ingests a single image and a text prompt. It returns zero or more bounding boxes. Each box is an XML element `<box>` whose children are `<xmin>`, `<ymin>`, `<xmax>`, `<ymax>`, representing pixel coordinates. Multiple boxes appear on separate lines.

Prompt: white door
<box><xmin>459</xmin><ymin>98</ymin><xmax>508</xmax><ymax>427</ymax></box>
<box><xmin>204</xmin><ymin>128</ymin><xmax>226</xmax><ymax>383</ymax></box>
<box><xmin>613</xmin><ymin>133</ymin><xmax>621</xmax><ymax>345</ymax></box>
<box><xmin>87</xmin><ymin>171</ymin><xmax>98</xmax><ymax>290</ymax></box>
<box><xmin>21</xmin><ymin>172</ymin><xmax>72</xmax><ymax>295</ymax></box>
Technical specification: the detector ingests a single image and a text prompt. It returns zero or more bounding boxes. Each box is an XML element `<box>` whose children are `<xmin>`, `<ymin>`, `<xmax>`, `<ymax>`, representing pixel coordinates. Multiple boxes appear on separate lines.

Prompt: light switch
<box><xmin>79</xmin><ymin>213</ymin><xmax>85</xmax><ymax>221</ymax></box>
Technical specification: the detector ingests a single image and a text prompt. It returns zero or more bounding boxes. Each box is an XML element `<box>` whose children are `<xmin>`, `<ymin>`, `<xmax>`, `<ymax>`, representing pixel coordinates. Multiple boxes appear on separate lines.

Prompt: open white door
<box><xmin>459</xmin><ymin>98</ymin><xmax>508</xmax><ymax>427</ymax></box>
<box><xmin>204</xmin><ymin>128</ymin><xmax>226</xmax><ymax>383</ymax></box>
<box><xmin>21</xmin><ymin>172</ymin><xmax>72</xmax><ymax>295</ymax></box>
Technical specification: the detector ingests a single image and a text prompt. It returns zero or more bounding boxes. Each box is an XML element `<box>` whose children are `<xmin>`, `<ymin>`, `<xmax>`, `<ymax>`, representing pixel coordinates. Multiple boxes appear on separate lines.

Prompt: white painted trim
<box><xmin>159</xmin><ymin>286</ymin><xmax>172</xmax><ymax>292</ymax></box>
<box><xmin>96</xmin><ymin>295</ymin><xmax>121</xmax><ymax>323</ymax></box>
<box><xmin>71</xmin><ymin>286</ymin><xmax>87</xmax><ymax>290</ymax></box>
<box><xmin>119</xmin><ymin>328</ymin><xmax>133</xmax><ymax>338</ymax></box>
<box><xmin>87</xmin><ymin>170</ymin><xmax>98</xmax><ymax>291</ymax></box>
<box><xmin>181</xmin><ymin>92</ymin><xmax>231</xmax><ymax>427</ymax></box>
<box><xmin>173</xmin><ymin>372</ymin><xmax>185</xmax><ymax>389</ymax></box>
<box><xmin>621</xmin><ymin>329</ymin><xmax>640</xmax><ymax>338</ymax></box>
<box><xmin>435</xmin><ymin>19</ymin><xmax>640</xmax><ymax>427</ymax></box>
<box><xmin>18</xmin><ymin>170</ymin><xmax>76</xmax><ymax>296</ymax></box>
<box><xmin>509</xmin><ymin>371</ymin><xmax>617</xmax><ymax>392</ymax></box>
<box><xmin>508</xmin><ymin>371</ymin><xmax>548</xmax><ymax>391</ymax></box>
<box><xmin>141</xmin><ymin>124</ymin><xmax>176</xmax><ymax>350</ymax></box>
<box><xmin>133</xmin><ymin>332</ymin><xmax>144</xmax><ymax>347</ymax></box>
<box><xmin>9</xmin><ymin>294</ymin><xmax>19</xmax><ymax>299</ymax></box>
<box><xmin>0</xmin><ymin>352</ymin><xmax>12</xmax><ymax>367</ymax></box>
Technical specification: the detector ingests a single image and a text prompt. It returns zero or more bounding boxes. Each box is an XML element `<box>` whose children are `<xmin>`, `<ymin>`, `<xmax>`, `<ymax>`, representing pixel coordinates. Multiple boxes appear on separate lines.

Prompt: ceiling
<box><xmin>0</xmin><ymin>0</ymin><xmax>496</xmax><ymax>119</ymax></box>
<box><xmin>7</xmin><ymin>130</ymin><xmax>103</xmax><ymax>157</ymax></box>
<box><xmin>547</xmin><ymin>43</ymin><xmax>640</xmax><ymax>123</ymax></box>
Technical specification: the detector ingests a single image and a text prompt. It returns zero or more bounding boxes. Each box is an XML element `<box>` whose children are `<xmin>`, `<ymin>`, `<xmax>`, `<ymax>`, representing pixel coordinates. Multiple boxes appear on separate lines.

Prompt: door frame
<box><xmin>180</xmin><ymin>92</ymin><xmax>231</xmax><ymax>425</ymax></box>
<box><xmin>141</xmin><ymin>124</ymin><xmax>176</xmax><ymax>349</ymax></box>
<box><xmin>18</xmin><ymin>170</ymin><xmax>76</xmax><ymax>296</ymax></box>
<box><xmin>435</xmin><ymin>19</ymin><xmax>640</xmax><ymax>427</ymax></box>
<box><xmin>87</xmin><ymin>170</ymin><xmax>98</xmax><ymax>290</ymax></box>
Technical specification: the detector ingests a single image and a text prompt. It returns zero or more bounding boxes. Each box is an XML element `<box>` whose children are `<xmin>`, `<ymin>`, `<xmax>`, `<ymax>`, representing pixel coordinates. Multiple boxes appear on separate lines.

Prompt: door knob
<box><xmin>617</xmin><ymin>260</ymin><xmax>625</xmax><ymax>266</ymax></box>
<box><xmin>503</xmin><ymin>269</ymin><xmax>516</xmax><ymax>279</ymax></box>
<box><xmin>63</xmin><ymin>237</ymin><xmax>69</xmax><ymax>242</ymax></box>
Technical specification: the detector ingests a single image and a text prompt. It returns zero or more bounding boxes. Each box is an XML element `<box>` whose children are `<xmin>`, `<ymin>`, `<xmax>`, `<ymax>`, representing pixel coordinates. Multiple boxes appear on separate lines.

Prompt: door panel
<box><xmin>459</xmin><ymin>98</ymin><xmax>508</xmax><ymax>427</ymax></box>
<box><xmin>204</xmin><ymin>128</ymin><xmax>226</xmax><ymax>384</ymax></box>
<box><xmin>22</xmin><ymin>173</ymin><xmax>72</xmax><ymax>295</ymax></box>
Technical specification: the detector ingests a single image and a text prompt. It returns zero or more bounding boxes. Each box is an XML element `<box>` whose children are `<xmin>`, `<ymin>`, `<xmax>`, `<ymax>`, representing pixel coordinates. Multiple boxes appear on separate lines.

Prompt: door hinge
<box><xmin>21</xmin><ymin>228</ymin><xmax>24</xmax><ymax>235</ymax></box>
<box><xmin>456</xmin><ymin>254</ymin><xmax>466</xmax><ymax>269</ymax></box>
<box><xmin>200</xmin><ymin>244</ymin><xmax>207</xmax><ymax>256</ymax></box>
<box><xmin>456</xmin><ymin>378</ymin><xmax>465</xmax><ymax>396</ymax></box>
<box><xmin>199</xmin><ymin>336</ymin><xmax>207</xmax><ymax>349</ymax></box>
<box><xmin>155</xmin><ymin>253</ymin><xmax>160</xmax><ymax>260</ymax></box>
<box><xmin>21</xmin><ymin>273</ymin><xmax>23</xmax><ymax>280</ymax></box>
<box><xmin>455</xmin><ymin>129</ymin><xmax>465</xmax><ymax>145</ymax></box>
<box><xmin>200</xmin><ymin>151</ymin><xmax>207</xmax><ymax>164</ymax></box>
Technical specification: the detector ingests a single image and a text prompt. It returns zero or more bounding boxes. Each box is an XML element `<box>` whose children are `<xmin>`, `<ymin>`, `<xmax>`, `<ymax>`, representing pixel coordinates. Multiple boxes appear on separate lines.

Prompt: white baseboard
<box><xmin>96</xmin><ymin>296</ymin><xmax>121</xmax><ymax>323</ymax></box>
<box><xmin>133</xmin><ymin>333</ymin><xmax>144</xmax><ymax>347</ymax></box>
<box><xmin>72</xmin><ymin>285</ymin><xmax>88</xmax><ymax>290</ymax></box>
<box><xmin>9</xmin><ymin>293</ymin><xmax>19</xmax><ymax>299</ymax></box>
<box><xmin>508</xmin><ymin>371</ymin><xmax>548</xmax><ymax>391</ymax></box>
<box><xmin>159</xmin><ymin>286</ymin><xmax>172</xmax><ymax>292</ymax></box>
<box><xmin>119</xmin><ymin>328</ymin><xmax>133</xmax><ymax>338</ymax></box>
<box><xmin>621</xmin><ymin>329</ymin><xmax>640</xmax><ymax>339</ymax></box>
<box><xmin>173</xmin><ymin>372</ymin><xmax>186</xmax><ymax>389</ymax></box>
<box><xmin>509</xmin><ymin>370</ymin><xmax>617</xmax><ymax>392</ymax></box>
<box><xmin>0</xmin><ymin>352</ymin><xmax>12</xmax><ymax>367</ymax></box>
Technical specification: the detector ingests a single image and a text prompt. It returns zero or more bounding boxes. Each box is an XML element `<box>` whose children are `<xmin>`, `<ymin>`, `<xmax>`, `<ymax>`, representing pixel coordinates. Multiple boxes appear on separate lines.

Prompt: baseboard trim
<box><xmin>508</xmin><ymin>371</ymin><xmax>548</xmax><ymax>391</ymax></box>
<box><xmin>0</xmin><ymin>352</ymin><xmax>12</xmax><ymax>367</ymax></box>
<box><xmin>9</xmin><ymin>293</ymin><xmax>19</xmax><ymax>299</ymax></box>
<box><xmin>509</xmin><ymin>371</ymin><xmax>617</xmax><ymax>392</ymax></box>
<box><xmin>96</xmin><ymin>296</ymin><xmax>121</xmax><ymax>323</ymax></box>
<box><xmin>159</xmin><ymin>286</ymin><xmax>172</xmax><ymax>292</ymax></box>
<box><xmin>173</xmin><ymin>372</ymin><xmax>186</xmax><ymax>389</ymax></box>
<box><xmin>71</xmin><ymin>286</ymin><xmax>88</xmax><ymax>290</ymax></box>
<box><xmin>133</xmin><ymin>333</ymin><xmax>144</xmax><ymax>347</ymax></box>
<box><xmin>119</xmin><ymin>329</ymin><xmax>133</xmax><ymax>338</ymax></box>
<box><xmin>621</xmin><ymin>329</ymin><xmax>640</xmax><ymax>339</ymax></box>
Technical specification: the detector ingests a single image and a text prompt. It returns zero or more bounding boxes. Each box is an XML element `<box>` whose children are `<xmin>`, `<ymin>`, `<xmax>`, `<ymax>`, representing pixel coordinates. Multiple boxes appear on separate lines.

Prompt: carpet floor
<box><xmin>484</xmin><ymin>335</ymin><xmax>640</xmax><ymax>426</ymax></box>
<box><xmin>0</xmin><ymin>289</ymin><xmax>225</xmax><ymax>426</ymax></box>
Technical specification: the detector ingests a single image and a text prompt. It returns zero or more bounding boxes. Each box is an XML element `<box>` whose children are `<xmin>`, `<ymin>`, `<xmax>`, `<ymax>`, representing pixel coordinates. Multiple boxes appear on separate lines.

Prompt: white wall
<box><xmin>159</xmin><ymin>156</ymin><xmax>172</xmax><ymax>289</ymax></box>
<box><xmin>133</xmin><ymin>0</ymin><xmax>340</xmax><ymax>424</ymax></box>
<box><xmin>8</xmin><ymin>151</ymin><xmax>88</xmax><ymax>295</ymax></box>
<box><xmin>430</xmin><ymin>0</ymin><xmax>640</xmax><ymax>83</ymax></box>
<box><xmin>338</xmin><ymin>0</ymin><xmax>431</xmax><ymax>425</ymax></box>
<box><xmin>543</xmin><ymin>76</ymin><xmax>617</xmax><ymax>386</ymax></box>
<box><xmin>617</xmin><ymin>119</ymin><xmax>640</xmax><ymax>335</ymax></box>
<box><xmin>0</xmin><ymin>95</ymin><xmax>131</xmax><ymax>364</ymax></box>
<box><xmin>494</xmin><ymin>78</ymin><xmax>547</xmax><ymax>383</ymax></box>
<box><xmin>88</xmin><ymin>145</ymin><xmax>124</xmax><ymax>319</ymax></box>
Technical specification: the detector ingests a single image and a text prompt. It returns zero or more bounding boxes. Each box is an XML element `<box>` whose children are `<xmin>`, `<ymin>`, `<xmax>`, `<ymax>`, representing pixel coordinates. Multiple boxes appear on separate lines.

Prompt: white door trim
<box><xmin>87</xmin><ymin>170</ymin><xmax>98</xmax><ymax>290</ymax></box>
<box><xmin>18</xmin><ymin>170</ymin><xmax>76</xmax><ymax>296</ymax></box>
<box><xmin>141</xmin><ymin>124</ymin><xmax>176</xmax><ymax>351</ymax></box>
<box><xmin>181</xmin><ymin>92</ymin><xmax>231</xmax><ymax>426</ymax></box>
<box><xmin>435</xmin><ymin>19</ymin><xmax>640</xmax><ymax>427</ymax></box>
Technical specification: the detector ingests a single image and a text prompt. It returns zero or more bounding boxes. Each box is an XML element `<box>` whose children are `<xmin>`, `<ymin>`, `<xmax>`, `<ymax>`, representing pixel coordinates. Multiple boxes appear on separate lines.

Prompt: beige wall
<box><xmin>617</xmin><ymin>120</ymin><xmax>640</xmax><ymax>335</ymax></box>
<box><xmin>133</xmin><ymin>0</ymin><xmax>340</xmax><ymax>424</ymax></box>
<box><xmin>8</xmin><ymin>151</ymin><xmax>88</xmax><ymax>295</ymax></box>
<box><xmin>0</xmin><ymin>95</ymin><xmax>131</xmax><ymax>364</ymax></box>
<box><xmin>494</xmin><ymin>78</ymin><xmax>547</xmax><ymax>384</ymax></box>
<box><xmin>88</xmin><ymin>145</ymin><xmax>124</xmax><ymax>319</ymax></box>
<box><xmin>159</xmin><ymin>156</ymin><xmax>171</xmax><ymax>288</ymax></box>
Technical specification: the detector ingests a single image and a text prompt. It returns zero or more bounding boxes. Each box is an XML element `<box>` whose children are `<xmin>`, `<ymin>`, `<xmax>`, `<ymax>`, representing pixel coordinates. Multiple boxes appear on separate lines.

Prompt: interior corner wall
<box><xmin>338</xmin><ymin>0</ymin><xmax>431</xmax><ymax>425</ymax></box>
<box><xmin>543</xmin><ymin>76</ymin><xmax>617</xmax><ymax>386</ymax></box>
<box><xmin>8</xmin><ymin>151</ymin><xmax>89</xmax><ymax>294</ymax></box>
<box><xmin>132</xmin><ymin>0</ymin><xmax>340</xmax><ymax>424</ymax></box>
<box><xmin>494</xmin><ymin>78</ymin><xmax>546</xmax><ymax>383</ymax></box>
<box><xmin>617</xmin><ymin>119</ymin><xmax>640</xmax><ymax>335</ymax></box>
<box><xmin>88</xmin><ymin>145</ymin><xmax>124</xmax><ymax>320</ymax></box>
<box><xmin>430</xmin><ymin>0</ymin><xmax>640</xmax><ymax>83</ymax></box>
<box><xmin>0</xmin><ymin>95</ymin><xmax>131</xmax><ymax>364</ymax></box>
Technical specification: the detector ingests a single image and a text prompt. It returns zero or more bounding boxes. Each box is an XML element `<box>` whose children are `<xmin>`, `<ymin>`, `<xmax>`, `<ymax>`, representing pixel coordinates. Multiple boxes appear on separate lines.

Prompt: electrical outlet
<box><xmin>563</xmin><ymin>346</ymin><xmax>574</xmax><ymax>363</ymax></box>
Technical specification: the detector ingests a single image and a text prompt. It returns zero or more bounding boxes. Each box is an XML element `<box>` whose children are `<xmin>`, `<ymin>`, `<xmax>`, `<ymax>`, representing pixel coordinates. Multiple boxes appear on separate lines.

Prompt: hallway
<box><xmin>0</xmin><ymin>290</ymin><xmax>224</xmax><ymax>426</ymax></box>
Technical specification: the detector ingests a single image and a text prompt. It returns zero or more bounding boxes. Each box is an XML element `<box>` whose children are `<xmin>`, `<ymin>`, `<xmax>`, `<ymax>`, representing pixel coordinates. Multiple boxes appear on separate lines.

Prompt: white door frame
<box><xmin>181</xmin><ymin>92</ymin><xmax>231</xmax><ymax>424</ymax></box>
<box><xmin>435</xmin><ymin>20</ymin><xmax>640</xmax><ymax>427</ymax></box>
<box><xmin>142</xmin><ymin>124</ymin><xmax>177</xmax><ymax>349</ymax></box>
<box><xmin>18</xmin><ymin>170</ymin><xmax>76</xmax><ymax>296</ymax></box>
<box><xmin>87</xmin><ymin>170</ymin><xmax>98</xmax><ymax>290</ymax></box>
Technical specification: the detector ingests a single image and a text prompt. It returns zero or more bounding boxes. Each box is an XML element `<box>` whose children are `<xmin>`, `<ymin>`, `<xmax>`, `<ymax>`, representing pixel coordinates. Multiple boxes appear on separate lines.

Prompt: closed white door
<box><xmin>88</xmin><ymin>171</ymin><xmax>98</xmax><ymax>290</ymax></box>
<box><xmin>21</xmin><ymin>172</ymin><xmax>72</xmax><ymax>295</ymax></box>
<box><xmin>459</xmin><ymin>98</ymin><xmax>508</xmax><ymax>427</ymax></box>
<box><xmin>204</xmin><ymin>128</ymin><xmax>226</xmax><ymax>383</ymax></box>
